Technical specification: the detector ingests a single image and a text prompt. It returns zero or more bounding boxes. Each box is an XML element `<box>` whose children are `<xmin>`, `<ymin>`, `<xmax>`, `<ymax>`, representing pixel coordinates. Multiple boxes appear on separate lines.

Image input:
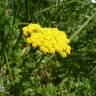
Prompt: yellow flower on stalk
<box><xmin>22</xmin><ymin>23</ymin><xmax>71</xmax><ymax>57</ymax></box>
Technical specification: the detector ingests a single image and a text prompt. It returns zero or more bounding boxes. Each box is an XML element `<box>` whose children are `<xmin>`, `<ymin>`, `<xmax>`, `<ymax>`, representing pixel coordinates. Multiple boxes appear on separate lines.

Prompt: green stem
<box><xmin>37</xmin><ymin>54</ymin><xmax>46</xmax><ymax>65</ymax></box>
<box><xmin>32</xmin><ymin>54</ymin><xmax>46</xmax><ymax>71</ymax></box>
<box><xmin>5</xmin><ymin>52</ymin><xmax>11</xmax><ymax>76</ymax></box>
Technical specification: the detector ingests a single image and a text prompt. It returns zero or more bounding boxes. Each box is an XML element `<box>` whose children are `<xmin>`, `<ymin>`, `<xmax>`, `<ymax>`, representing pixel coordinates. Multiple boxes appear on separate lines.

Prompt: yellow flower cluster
<box><xmin>22</xmin><ymin>23</ymin><xmax>71</xmax><ymax>57</ymax></box>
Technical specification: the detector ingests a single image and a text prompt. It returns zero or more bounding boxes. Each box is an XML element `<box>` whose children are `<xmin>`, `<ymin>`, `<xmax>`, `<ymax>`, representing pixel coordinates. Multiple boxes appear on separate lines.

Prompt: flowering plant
<box><xmin>23</xmin><ymin>23</ymin><xmax>71</xmax><ymax>58</ymax></box>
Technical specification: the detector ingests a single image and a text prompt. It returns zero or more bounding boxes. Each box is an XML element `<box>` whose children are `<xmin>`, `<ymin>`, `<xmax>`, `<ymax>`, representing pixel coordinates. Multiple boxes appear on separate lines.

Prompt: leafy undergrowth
<box><xmin>0</xmin><ymin>0</ymin><xmax>96</xmax><ymax>96</ymax></box>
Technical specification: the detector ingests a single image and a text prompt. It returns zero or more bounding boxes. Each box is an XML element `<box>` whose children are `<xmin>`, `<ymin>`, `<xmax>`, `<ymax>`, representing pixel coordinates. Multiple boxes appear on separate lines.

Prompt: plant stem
<box><xmin>37</xmin><ymin>54</ymin><xmax>46</xmax><ymax>65</ymax></box>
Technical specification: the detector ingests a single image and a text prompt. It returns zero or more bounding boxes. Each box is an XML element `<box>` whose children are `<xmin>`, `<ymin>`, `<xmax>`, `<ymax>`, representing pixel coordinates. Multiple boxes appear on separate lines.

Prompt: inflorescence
<box><xmin>22</xmin><ymin>23</ymin><xmax>71</xmax><ymax>57</ymax></box>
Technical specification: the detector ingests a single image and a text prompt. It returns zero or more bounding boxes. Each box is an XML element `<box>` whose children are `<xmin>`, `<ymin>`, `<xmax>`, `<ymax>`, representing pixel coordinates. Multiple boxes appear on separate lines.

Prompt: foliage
<box><xmin>0</xmin><ymin>0</ymin><xmax>96</xmax><ymax>96</ymax></box>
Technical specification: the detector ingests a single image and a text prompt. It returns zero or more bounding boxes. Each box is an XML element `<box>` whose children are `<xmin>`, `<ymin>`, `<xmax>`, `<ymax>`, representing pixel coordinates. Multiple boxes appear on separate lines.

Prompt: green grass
<box><xmin>0</xmin><ymin>0</ymin><xmax>96</xmax><ymax>96</ymax></box>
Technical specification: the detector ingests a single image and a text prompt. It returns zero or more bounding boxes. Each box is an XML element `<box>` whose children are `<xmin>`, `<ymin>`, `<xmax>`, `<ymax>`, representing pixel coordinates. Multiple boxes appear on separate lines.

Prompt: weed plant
<box><xmin>0</xmin><ymin>0</ymin><xmax>96</xmax><ymax>96</ymax></box>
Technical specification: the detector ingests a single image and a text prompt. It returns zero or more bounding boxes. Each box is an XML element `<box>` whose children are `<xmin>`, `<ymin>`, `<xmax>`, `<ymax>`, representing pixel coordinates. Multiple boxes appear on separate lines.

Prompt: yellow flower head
<box><xmin>22</xmin><ymin>23</ymin><xmax>71</xmax><ymax>57</ymax></box>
